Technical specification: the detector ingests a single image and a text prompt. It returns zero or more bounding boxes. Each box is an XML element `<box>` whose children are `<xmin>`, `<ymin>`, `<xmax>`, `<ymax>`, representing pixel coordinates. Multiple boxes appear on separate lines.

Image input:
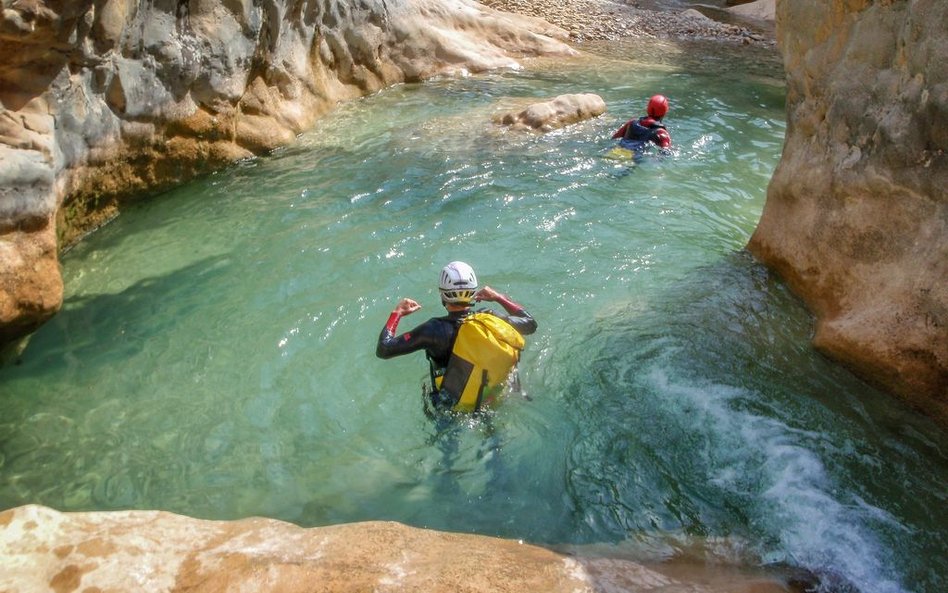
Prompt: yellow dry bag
<box><xmin>435</xmin><ymin>312</ymin><xmax>525</xmax><ymax>412</ymax></box>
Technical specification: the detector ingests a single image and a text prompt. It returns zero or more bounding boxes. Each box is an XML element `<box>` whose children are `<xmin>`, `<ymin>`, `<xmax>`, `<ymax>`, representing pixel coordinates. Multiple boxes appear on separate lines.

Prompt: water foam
<box><xmin>645</xmin><ymin>366</ymin><xmax>909</xmax><ymax>593</ymax></box>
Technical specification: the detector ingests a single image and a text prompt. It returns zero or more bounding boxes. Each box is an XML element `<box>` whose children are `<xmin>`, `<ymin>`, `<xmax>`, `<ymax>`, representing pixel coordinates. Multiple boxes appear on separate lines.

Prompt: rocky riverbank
<box><xmin>478</xmin><ymin>0</ymin><xmax>774</xmax><ymax>46</ymax></box>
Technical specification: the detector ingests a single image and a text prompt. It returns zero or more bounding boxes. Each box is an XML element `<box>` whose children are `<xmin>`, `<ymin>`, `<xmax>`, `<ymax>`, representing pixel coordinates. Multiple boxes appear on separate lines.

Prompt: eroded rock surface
<box><xmin>0</xmin><ymin>504</ymin><xmax>796</xmax><ymax>593</ymax></box>
<box><xmin>747</xmin><ymin>1</ymin><xmax>947</xmax><ymax>422</ymax></box>
<box><xmin>0</xmin><ymin>0</ymin><xmax>574</xmax><ymax>347</ymax></box>
<box><xmin>728</xmin><ymin>0</ymin><xmax>774</xmax><ymax>22</ymax></box>
<box><xmin>494</xmin><ymin>93</ymin><xmax>606</xmax><ymax>132</ymax></box>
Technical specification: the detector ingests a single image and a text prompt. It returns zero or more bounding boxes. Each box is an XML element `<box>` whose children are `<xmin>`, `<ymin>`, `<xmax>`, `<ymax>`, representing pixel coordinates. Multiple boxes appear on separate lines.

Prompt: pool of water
<box><xmin>1</xmin><ymin>39</ymin><xmax>946</xmax><ymax>593</ymax></box>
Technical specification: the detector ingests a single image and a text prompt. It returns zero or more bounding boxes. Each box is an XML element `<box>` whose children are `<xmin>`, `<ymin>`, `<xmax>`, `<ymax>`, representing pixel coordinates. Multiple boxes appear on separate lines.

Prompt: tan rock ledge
<box><xmin>0</xmin><ymin>504</ymin><xmax>800</xmax><ymax>593</ymax></box>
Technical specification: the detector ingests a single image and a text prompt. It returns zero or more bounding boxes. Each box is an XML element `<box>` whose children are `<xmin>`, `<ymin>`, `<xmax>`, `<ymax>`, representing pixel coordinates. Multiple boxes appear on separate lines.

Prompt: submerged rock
<box><xmin>0</xmin><ymin>504</ymin><xmax>797</xmax><ymax>593</ymax></box>
<box><xmin>747</xmin><ymin>1</ymin><xmax>947</xmax><ymax>423</ymax></box>
<box><xmin>494</xmin><ymin>93</ymin><xmax>606</xmax><ymax>132</ymax></box>
<box><xmin>0</xmin><ymin>0</ymin><xmax>575</xmax><ymax>348</ymax></box>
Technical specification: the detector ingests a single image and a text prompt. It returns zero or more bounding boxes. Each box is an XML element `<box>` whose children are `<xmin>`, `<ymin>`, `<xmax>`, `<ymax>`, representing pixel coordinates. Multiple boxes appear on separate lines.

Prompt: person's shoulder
<box><xmin>425</xmin><ymin>315</ymin><xmax>453</xmax><ymax>325</ymax></box>
<box><xmin>403</xmin><ymin>316</ymin><xmax>442</xmax><ymax>331</ymax></box>
<box><xmin>433</xmin><ymin>314</ymin><xmax>467</xmax><ymax>328</ymax></box>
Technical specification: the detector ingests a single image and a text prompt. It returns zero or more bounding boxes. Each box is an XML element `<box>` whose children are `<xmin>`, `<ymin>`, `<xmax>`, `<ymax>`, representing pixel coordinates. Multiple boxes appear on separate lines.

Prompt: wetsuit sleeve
<box><xmin>612</xmin><ymin>121</ymin><xmax>631</xmax><ymax>139</ymax></box>
<box><xmin>376</xmin><ymin>316</ymin><xmax>443</xmax><ymax>359</ymax></box>
<box><xmin>654</xmin><ymin>128</ymin><xmax>671</xmax><ymax>148</ymax></box>
<box><xmin>490</xmin><ymin>294</ymin><xmax>538</xmax><ymax>336</ymax></box>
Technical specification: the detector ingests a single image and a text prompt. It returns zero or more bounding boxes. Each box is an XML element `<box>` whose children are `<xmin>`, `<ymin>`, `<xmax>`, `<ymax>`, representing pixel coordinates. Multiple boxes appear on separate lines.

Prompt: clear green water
<box><xmin>1</xmin><ymin>40</ymin><xmax>946</xmax><ymax>593</ymax></box>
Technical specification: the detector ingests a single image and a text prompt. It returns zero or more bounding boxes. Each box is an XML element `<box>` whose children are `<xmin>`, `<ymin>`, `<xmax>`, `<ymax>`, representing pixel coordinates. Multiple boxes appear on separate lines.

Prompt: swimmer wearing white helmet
<box><xmin>376</xmin><ymin>261</ymin><xmax>537</xmax><ymax>410</ymax></box>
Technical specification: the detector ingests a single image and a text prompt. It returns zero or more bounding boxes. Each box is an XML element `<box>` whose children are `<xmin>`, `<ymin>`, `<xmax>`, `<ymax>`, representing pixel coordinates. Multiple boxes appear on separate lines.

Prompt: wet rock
<box><xmin>0</xmin><ymin>215</ymin><xmax>61</xmax><ymax>347</ymax></box>
<box><xmin>495</xmin><ymin>93</ymin><xmax>607</xmax><ymax>132</ymax></box>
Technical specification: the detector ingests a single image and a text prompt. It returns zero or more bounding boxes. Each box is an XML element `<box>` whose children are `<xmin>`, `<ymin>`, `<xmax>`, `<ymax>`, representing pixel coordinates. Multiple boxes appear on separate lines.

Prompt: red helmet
<box><xmin>647</xmin><ymin>94</ymin><xmax>669</xmax><ymax>119</ymax></box>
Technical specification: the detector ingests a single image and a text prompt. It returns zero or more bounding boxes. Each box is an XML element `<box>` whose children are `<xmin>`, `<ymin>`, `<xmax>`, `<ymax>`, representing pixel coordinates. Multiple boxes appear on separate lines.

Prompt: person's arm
<box><xmin>612</xmin><ymin>120</ymin><xmax>631</xmax><ymax>139</ymax></box>
<box><xmin>475</xmin><ymin>286</ymin><xmax>538</xmax><ymax>335</ymax></box>
<box><xmin>376</xmin><ymin>298</ymin><xmax>430</xmax><ymax>359</ymax></box>
<box><xmin>654</xmin><ymin>128</ymin><xmax>671</xmax><ymax>148</ymax></box>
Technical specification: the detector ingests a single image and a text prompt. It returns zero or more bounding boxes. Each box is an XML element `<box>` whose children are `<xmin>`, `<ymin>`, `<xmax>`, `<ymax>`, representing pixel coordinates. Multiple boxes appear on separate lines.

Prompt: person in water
<box><xmin>376</xmin><ymin>261</ymin><xmax>537</xmax><ymax>411</ymax></box>
<box><xmin>612</xmin><ymin>94</ymin><xmax>672</xmax><ymax>151</ymax></box>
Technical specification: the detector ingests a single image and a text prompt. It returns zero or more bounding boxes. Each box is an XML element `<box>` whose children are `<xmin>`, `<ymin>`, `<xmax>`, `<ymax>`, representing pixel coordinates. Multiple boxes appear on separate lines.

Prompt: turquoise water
<box><xmin>2</xmin><ymin>40</ymin><xmax>946</xmax><ymax>593</ymax></box>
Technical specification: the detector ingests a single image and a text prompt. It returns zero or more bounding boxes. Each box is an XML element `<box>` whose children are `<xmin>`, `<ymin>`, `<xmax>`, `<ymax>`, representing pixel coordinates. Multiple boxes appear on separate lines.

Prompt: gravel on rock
<box><xmin>479</xmin><ymin>0</ymin><xmax>774</xmax><ymax>47</ymax></box>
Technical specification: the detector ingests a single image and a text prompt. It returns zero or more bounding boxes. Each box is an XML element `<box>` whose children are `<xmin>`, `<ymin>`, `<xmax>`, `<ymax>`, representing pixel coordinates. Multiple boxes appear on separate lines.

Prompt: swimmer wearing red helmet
<box><xmin>612</xmin><ymin>94</ymin><xmax>672</xmax><ymax>149</ymax></box>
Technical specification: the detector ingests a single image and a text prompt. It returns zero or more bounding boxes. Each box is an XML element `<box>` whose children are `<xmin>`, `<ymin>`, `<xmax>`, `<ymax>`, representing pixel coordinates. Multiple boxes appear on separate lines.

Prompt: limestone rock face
<box><xmin>0</xmin><ymin>505</ymin><xmax>795</xmax><ymax>593</ymax></box>
<box><xmin>0</xmin><ymin>0</ymin><xmax>574</xmax><ymax>347</ymax></box>
<box><xmin>494</xmin><ymin>93</ymin><xmax>606</xmax><ymax>132</ymax></box>
<box><xmin>747</xmin><ymin>1</ymin><xmax>947</xmax><ymax>422</ymax></box>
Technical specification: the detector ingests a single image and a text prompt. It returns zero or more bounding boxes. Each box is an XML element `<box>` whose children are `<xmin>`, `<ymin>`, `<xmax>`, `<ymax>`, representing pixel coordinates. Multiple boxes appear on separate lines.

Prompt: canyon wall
<box><xmin>0</xmin><ymin>0</ymin><xmax>572</xmax><ymax>347</ymax></box>
<box><xmin>748</xmin><ymin>0</ymin><xmax>947</xmax><ymax>423</ymax></box>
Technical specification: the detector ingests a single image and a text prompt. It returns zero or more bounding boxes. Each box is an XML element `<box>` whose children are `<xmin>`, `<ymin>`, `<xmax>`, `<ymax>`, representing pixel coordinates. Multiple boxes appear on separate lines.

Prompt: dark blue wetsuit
<box><xmin>376</xmin><ymin>302</ymin><xmax>537</xmax><ymax>409</ymax></box>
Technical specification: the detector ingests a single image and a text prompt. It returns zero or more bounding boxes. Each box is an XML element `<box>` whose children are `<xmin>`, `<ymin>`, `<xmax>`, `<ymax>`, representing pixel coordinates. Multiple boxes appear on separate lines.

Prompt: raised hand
<box><xmin>474</xmin><ymin>286</ymin><xmax>501</xmax><ymax>302</ymax></box>
<box><xmin>393</xmin><ymin>298</ymin><xmax>422</xmax><ymax>316</ymax></box>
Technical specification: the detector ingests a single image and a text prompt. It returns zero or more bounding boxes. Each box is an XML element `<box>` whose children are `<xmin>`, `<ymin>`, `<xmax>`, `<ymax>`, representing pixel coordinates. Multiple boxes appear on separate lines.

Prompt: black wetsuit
<box><xmin>376</xmin><ymin>307</ymin><xmax>537</xmax><ymax>408</ymax></box>
<box><xmin>377</xmin><ymin>308</ymin><xmax>536</xmax><ymax>368</ymax></box>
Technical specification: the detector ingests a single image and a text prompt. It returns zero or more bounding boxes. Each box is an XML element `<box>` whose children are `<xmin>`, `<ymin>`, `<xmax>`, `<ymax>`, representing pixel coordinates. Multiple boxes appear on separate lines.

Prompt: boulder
<box><xmin>727</xmin><ymin>1</ymin><xmax>775</xmax><ymax>22</ymax></box>
<box><xmin>747</xmin><ymin>1</ymin><xmax>947</xmax><ymax>423</ymax></box>
<box><xmin>494</xmin><ymin>93</ymin><xmax>606</xmax><ymax>132</ymax></box>
<box><xmin>680</xmin><ymin>9</ymin><xmax>715</xmax><ymax>24</ymax></box>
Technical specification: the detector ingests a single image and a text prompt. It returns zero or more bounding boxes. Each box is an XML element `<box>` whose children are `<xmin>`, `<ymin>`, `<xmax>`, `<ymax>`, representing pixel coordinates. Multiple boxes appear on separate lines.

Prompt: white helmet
<box><xmin>439</xmin><ymin>261</ymin><xmax>477</xmax><ymax>305</ymax></box>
